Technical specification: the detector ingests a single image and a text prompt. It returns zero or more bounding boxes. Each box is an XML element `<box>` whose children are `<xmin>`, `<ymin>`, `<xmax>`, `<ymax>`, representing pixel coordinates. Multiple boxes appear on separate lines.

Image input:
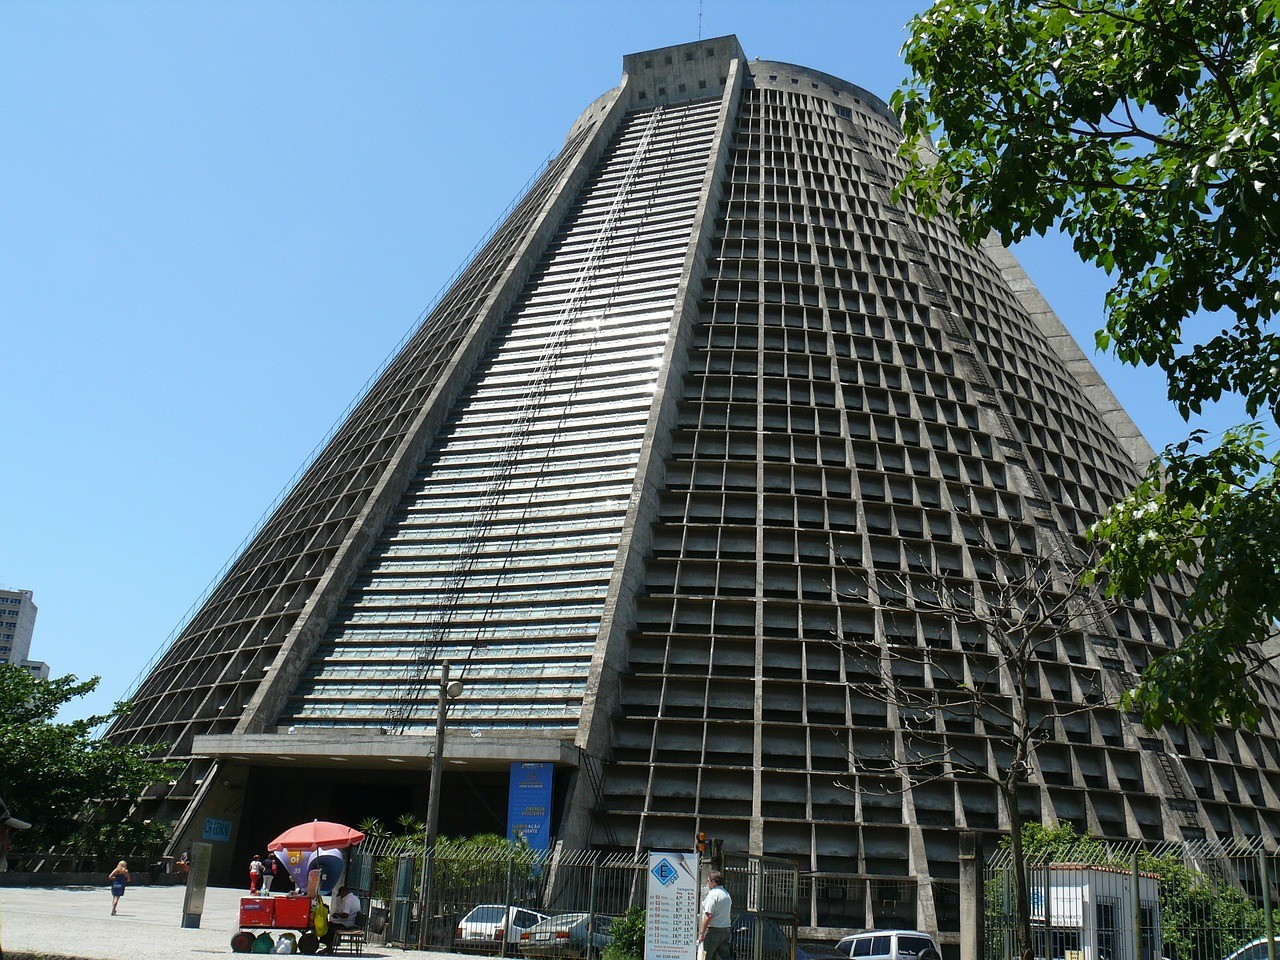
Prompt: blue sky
<box><xmin>0</xmin><ymin>1</ymin><xmax>1238</xmax><ymax>722</ymax></box>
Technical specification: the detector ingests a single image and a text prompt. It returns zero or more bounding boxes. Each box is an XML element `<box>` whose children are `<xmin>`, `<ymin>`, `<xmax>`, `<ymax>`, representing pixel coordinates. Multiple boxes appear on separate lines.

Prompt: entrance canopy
<box><xmin>191</xmin><ymin>730</ymin><xmax>576</xmax><ymax>770</ymax></box>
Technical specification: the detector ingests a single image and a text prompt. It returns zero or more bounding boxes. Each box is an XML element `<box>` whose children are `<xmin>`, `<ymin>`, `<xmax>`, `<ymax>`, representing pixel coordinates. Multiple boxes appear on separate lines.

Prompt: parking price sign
<box><xmin>645</xmin><ymin>851</ymin><xmax>698</xmax><ymax>960</ymax></box>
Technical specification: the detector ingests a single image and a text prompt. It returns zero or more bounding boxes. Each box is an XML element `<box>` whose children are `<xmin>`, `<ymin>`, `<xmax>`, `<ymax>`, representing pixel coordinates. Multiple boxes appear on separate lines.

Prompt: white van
<box><xmin>834</xmin><ymin>931</ymin><xmax>940</xmax><ymax>960</ymax></box>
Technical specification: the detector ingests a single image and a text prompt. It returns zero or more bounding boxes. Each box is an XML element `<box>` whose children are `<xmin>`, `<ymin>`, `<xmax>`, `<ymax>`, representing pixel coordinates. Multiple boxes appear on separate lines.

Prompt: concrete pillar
<box><xmin>959</xmin><ymin>832</ymin><xmax>984</xmax><ymax>960</ymax></box>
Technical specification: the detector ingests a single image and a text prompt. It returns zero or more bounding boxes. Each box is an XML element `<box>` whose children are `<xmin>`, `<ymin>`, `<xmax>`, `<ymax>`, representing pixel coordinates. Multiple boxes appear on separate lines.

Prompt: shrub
<box><xmin>603</xmin><ymin>906</ymin><xmax>645</xmax><ymax>960</ymax></box>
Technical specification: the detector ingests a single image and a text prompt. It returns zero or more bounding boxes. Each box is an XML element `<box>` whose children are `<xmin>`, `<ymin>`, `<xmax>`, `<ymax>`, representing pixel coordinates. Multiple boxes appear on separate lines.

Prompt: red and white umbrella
<box><xmin>267</xmin><ymin>820</ymin><xmax>365</xmax><ymax>852</ymax></box>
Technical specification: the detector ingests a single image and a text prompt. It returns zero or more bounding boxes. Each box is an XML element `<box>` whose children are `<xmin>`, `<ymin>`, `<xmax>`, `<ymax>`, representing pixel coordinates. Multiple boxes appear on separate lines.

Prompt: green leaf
<box><xmin>0</xmin><ymin>665</ymin><xmax>177</xmax><ymax>852</ymax></box>
<box><xmin>900</xmin><ymin>0</ymin><xmax>1280</xmax><ymax>730</ymax></box>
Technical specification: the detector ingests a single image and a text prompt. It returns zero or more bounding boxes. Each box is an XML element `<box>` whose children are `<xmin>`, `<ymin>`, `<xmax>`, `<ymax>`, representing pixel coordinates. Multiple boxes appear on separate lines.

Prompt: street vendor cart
<box><xmin>232</xmin><ymin>894</ymin><xmax>320</xmax><ymax>953</ymax></box>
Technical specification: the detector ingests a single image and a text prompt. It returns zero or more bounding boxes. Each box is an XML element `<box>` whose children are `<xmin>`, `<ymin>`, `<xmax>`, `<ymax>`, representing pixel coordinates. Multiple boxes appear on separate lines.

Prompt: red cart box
<box><xmin>273</xmin><ymin>896</ymin><xmax>313</xmax><ymax>929</ymax></box>
<box><xmin>239</xmin><ymin>897</ymin><xmax>276</xmax><ymax>927</ymax></box>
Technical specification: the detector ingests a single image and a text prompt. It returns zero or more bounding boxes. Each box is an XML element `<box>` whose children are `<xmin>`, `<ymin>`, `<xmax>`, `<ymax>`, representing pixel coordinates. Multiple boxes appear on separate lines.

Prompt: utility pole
<box><xmin>418</xmin><ymin>661</ymin><xmax>464</xmax><ymax>947</ymax></box>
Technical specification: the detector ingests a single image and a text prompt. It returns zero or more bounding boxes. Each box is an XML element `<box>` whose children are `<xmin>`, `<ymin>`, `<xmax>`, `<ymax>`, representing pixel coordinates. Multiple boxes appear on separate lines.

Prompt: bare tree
<box><xmin>835</xmin><ymin>548</ymin><xmax>1120</xmax><ymax>958</ymax></box>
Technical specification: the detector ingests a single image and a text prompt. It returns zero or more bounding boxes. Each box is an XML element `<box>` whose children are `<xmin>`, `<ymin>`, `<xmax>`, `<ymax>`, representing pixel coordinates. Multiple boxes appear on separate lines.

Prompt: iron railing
<box><xmin>983</xmin><ymin>840</ymin><xmax>1279</xmax><ymax>960</ymax></box>
<box><xmin>353</xmin><ymin>844</ymin><xmax>801</xmax><ymax>959</ymax></box>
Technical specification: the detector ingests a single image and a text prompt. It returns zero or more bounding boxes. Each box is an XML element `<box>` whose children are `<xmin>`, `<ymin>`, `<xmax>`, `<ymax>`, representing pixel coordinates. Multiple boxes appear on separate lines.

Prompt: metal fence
<box><xmin>351</xmin><ymin>843</ymin><xmax>801</xmax><ymax>958</ymax></box>
<box><xmin>984</xmin><ymin>838</ymin><xmax>1279</xmax><ymax>960</ymax></box>
<box><xmin>723</xmin><ymin>854</ymin><xmax>802</xmax><ymax>960</ymax></box>
<box><xmin>364</xmin><ymin>844</ymin><xmax>650</xmax><ymax>951</ymax></box>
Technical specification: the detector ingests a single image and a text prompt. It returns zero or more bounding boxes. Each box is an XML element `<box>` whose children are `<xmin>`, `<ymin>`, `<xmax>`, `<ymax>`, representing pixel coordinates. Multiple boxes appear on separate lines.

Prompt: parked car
<box><xmin>834</xmin><ymin>930</ymin><xmax>940</xmax><ymax>960</ymax></box>
<box><xmin>731</xmin><ymin>914</ymin><xmax>845</xmax><ymax>960</ymax></box>
<box><xmin>456</xmin><ymin>904</ymin><xmax>551</xmax><ymax>946</ymax></box>
<box><xmin>1224</xmin><ymin>939</ymin><xmax>1280</xmax><ymax>960</ymax></box>
<box><xmin>519</xmin><ymin>913</ymin><xmax>614</xmax><ymax>959</ymax></box>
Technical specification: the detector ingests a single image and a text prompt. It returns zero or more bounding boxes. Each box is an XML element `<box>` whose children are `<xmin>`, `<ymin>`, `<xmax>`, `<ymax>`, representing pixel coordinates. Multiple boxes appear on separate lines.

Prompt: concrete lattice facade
<box><xmin>109</xmin><ymin>37</ymin><xmax>1280</xmax><ymax>934</ymax></box>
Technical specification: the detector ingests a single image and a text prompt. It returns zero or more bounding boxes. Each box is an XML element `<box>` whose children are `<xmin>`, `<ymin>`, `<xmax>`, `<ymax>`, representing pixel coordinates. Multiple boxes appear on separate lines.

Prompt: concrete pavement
<box><xmin>0</xmin><ymin>884</ymin><xmax>469</xmax><ymax>960</ymax></box>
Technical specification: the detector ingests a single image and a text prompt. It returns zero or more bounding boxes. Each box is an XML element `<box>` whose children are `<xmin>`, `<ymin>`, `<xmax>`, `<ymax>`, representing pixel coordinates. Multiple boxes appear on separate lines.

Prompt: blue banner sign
<box><xmin>507</xmin><ymin>762</ymin><xmax>553</xmax><ymax>851</ymax></box>
<box><xmin>202</xmin><ymin>817</ymin><xmax>232</xmax><ymax>843</ymax></box>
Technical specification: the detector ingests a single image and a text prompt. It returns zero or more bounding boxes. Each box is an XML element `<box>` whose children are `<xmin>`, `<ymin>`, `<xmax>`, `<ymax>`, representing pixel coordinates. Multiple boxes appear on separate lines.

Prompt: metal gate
<box><xmin>723</xmin><ymin>854</ymin><xmax>802</xmax><ymax>960</ymax></box>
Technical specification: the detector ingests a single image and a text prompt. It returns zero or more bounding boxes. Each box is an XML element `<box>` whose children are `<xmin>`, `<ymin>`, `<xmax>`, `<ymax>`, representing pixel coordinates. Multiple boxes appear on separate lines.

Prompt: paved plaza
<box><xmin>0</xmin><ymin>884</ymin><xmax>460</xmax><ymax>960</ymax></box>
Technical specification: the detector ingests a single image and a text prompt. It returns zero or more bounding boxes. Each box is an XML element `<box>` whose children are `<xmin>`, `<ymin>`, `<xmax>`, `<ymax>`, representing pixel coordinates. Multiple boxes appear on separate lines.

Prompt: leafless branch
<box><xmin>832</xmin><ymin>540</ymin><xmax>1121</xmax><ymax>819</ymax></box>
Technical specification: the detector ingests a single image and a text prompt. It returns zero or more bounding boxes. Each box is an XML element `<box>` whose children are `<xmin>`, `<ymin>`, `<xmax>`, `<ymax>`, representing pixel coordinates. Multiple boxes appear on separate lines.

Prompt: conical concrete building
<box><xmin>110</xmin><ymin>37</ymin><xmax>1280</xmax><ymax>933</ymax></box>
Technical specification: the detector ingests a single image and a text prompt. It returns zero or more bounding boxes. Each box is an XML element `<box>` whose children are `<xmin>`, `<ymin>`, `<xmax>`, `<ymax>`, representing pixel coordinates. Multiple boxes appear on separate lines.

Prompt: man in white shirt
<box><xmin>319</xmin><ymin>886</ymin><xmax>362</xmax><ymax>954</ymax></box>
<box><xmin>697</xmin><ymin>871</ymin><xmax>732</xmax><ymax>960</ymax></box>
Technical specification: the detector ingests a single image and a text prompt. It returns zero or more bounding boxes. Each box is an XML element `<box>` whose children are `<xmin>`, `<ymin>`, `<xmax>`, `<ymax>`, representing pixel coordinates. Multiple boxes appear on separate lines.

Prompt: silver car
<box><xmin>519</xmin><ymin>913</ymin><xmax>614</xmax><ymax>959</ymax></box>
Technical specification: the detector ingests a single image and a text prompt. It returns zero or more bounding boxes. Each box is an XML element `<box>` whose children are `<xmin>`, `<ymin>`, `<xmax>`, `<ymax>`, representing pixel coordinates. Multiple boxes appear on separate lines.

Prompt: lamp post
<box><xmin>419</xmin><ymin>660</ymin><xmax>463</xmax><ymax>947</ymax></box>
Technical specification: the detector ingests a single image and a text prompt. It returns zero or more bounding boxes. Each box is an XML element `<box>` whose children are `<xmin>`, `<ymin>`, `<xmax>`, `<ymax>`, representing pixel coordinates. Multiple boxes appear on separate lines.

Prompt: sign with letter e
<box><xmin>645</xmin><ymin>851</ymin><xmax>698</xmax><ymax>960</ymax></box>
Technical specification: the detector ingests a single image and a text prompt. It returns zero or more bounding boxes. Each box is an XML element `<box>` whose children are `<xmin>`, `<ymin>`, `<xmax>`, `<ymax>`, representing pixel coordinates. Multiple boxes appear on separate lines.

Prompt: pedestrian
<box><xmin>177</xmin><ymin>847</ymin><xmax>192</xmax><ymax>884</ymax></box>
<box><xmin>261</xmin><ymin>852</ymin><xmax>275</xmax><ymax>894</ymax></box>
<box><xmin>268</xmin><ymin>854</ymin><xmax>291</xmax><ymax>894</ymax></box>
<box><xmin>697</xmin><ymin>870</ymin><xmax>732</xmax><ymax>960</ymax></box>
<box><xmin>109</xmin><ymin>860</ymin><xmax>131</xmax><ymax>915</ymax></box>
<box><xmin>250</xmin><ymin>853</ymin><xmax>265</xmax><ymax>894</ymax></box>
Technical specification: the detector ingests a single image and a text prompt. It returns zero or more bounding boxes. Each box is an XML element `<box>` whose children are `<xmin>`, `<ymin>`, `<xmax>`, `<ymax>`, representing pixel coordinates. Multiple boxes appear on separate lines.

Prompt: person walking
<box><xmin>268</xmin><ymin>854</ymin><xmax>292</xmax><ymax>894</ymax></box>
<box><xmin>261</xmin><ymin>852</ymin><xmax>275</xmax><ymax>894</ymax></box>
<box><xmin>249</xmin><ymin>853</ymin><xmax>264</xmax><ymax>894</ymax></box>
<box><xmin>109</xmin><ymin>860</ymin><xmax>130</xmax><ymax>915</ymax></box>
<box><xmin>697</xmin><ymin>871</ymin><xmax>732</xmax><ymax>960</ymax></box>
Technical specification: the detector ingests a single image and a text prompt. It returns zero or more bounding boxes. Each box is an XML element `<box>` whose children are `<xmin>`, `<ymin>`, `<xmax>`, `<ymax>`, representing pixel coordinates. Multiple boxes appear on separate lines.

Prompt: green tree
<box><xmin>1015</xmin><ymin>820</ymin><xmax>1106</xmax><ymax>864</ymax></box>
<box><xmin>355</xmin><ymin>815</ymin><xmax>418</xmax><ymax>902</ymax></box>
<box><xmin>356</xmin><ymin>818</ymin><xmax>540</xmax><ymax>913</ymax></box>
<box><xmin>893</xmin><ymin>0</ymin><xmax>1280</xmax><ymax>730</ymax></box>
<box><xmin>0</xmin><ymin>665</ymin><xmax>173</xmax><ymax>855</ymax></box>
<box><xmin>1148</xmin><ymin>850</ymin><xmax>1265</xmax><ymax>960</ymax></box>
<box><xmin>601</xmin><ymin>906</ymin><xmax>645</xmax><ymax>960</ymax></box>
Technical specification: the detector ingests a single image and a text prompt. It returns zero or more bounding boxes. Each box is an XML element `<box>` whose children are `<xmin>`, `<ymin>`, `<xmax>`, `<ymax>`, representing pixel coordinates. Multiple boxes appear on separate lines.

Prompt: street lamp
<box><xmin>425</xmin><ymin>660</ymin><xmax>464</xmax><ymax>851</ymax></box>
<box><xmin>420</xmin><ymin>660</ymin><xmax>463</xmax><ymax>946</ymax></box>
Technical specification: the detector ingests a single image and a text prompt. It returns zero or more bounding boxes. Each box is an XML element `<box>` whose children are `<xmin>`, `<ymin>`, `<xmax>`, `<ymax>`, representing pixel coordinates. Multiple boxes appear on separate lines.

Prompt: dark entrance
<box><xmin>227</xmin><ymin>765</ymin><xmax>520</xmax><ymax>887</ymax></box>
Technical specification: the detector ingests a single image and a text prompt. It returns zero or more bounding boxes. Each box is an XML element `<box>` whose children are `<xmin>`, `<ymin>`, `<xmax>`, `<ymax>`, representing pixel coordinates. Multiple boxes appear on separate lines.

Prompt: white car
<box><xmin>1224</xmin><ymin>939</ymin><xmax>1280</xmax><ymax>960</ymax></box>
<box><xmin>834</xmin><ymin>931</ymin><xmax>940</xmax><ymax>960</ymax></box>
<box><xmin>456</xmin><ymin>904</ymin><xmax>551</xmax><ymax>946</ymax></box>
